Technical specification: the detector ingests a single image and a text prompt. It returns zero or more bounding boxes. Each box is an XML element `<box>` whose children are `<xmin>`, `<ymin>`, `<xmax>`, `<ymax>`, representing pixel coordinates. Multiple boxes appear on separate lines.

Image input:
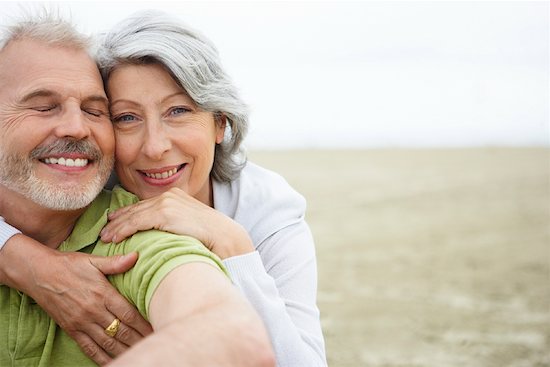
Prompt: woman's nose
<box><xmin>141</xmin><ymin>120</ymin><xmax>171</xmax><ymax>160</ymax></box>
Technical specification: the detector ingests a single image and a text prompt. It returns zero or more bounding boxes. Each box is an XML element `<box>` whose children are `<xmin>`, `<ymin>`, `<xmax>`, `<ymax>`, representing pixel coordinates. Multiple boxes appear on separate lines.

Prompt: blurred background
<box><xmin>2</xmin><ymin>1</ymin><xmax>547</xmax><ymax>149</ymax></box>
<box><xmin>3</xmin><ymin>1</ymin><xmax>548</xmax><ymax>366</ymax></box>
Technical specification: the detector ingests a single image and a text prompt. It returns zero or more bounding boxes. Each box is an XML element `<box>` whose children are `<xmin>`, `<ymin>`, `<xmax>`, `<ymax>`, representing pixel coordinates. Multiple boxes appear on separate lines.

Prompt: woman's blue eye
<box><xmin>170</xmin><ymin>107</ymin><xmax>189</xmax><ymax>116</ymax></box>
<box><xmin>114</xmin><ymin>114</ymin><xmax>136</xmax><ymax>123</ymax></box>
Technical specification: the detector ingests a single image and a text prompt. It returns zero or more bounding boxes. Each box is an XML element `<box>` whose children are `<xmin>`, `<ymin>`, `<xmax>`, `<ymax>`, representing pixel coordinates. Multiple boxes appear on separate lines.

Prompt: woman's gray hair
<box><xmin>0</xmin><ymin>7</ymin><xmax>91</xmax><ymax>53</ymax></box>
<box><xmin>97</xmin><ymin>10</ymin><xmax>248</xmax><ymax>182</ymax></box>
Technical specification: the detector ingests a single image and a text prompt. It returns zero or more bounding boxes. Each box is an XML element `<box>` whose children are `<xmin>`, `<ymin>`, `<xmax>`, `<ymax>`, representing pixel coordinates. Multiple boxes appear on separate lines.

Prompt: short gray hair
<box><xmin>97</xmin><ymin>10</ymin><xmax>248</xmax><ymax>182</ymax></box>
<box><xmin>0</xmin><ymin>7</ymin><xmax>91</xmax><ymax>54</ymax></box>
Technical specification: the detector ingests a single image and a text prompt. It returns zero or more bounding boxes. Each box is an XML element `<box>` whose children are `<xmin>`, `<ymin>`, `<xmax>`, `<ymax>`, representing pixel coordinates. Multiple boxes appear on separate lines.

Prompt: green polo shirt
<box><xmin>0</xmin><ymin>186</ymin><xmax>226</xmax><ymax>366</ymax></box>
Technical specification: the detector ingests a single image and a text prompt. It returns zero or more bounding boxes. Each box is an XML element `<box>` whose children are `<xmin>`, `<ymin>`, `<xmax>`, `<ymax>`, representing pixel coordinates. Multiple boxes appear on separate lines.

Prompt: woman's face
<box><xmin>107</xmin><ymin>63</ymin><xmax>225</xmax><ymax>204</ymax></box>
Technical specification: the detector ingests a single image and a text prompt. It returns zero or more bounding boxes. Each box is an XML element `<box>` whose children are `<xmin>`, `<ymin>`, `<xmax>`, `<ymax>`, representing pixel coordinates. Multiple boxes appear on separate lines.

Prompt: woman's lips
<box><xmin>138</xmin><ymin>164</ymin><xmax>186</xmax><ymax>186</ymax></box>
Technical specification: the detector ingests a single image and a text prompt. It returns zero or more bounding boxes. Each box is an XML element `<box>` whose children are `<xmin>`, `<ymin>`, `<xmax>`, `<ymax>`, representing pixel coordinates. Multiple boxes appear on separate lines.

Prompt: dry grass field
<box><xmin>248</xmin><ymin>148</ymin><xmax>550</xmax><ymax>367</ymax></box>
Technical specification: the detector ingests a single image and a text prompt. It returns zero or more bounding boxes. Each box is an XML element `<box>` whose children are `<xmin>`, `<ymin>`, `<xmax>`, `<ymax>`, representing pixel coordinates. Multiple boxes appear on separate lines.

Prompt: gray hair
<box><xmin>0</xmin><ymin>7</ymin><xmax>91</xmax><ymax>54</ymax></box>
<box><xmin>97</xmin><ymin>10</ymin><xmax>248</xmax><ymax>182</ymax></box>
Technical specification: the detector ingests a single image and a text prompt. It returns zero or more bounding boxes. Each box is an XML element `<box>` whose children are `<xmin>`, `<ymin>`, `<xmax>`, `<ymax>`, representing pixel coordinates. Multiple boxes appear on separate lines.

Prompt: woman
<box><xmin>0</xmin><ymin>10</ymin><xmax>326</xmax><ymax>366</ymax></box>
<box><xmin>98</xmin><ymin>10</ymin><xmax>326</xmax><ymax>366</ymax></box>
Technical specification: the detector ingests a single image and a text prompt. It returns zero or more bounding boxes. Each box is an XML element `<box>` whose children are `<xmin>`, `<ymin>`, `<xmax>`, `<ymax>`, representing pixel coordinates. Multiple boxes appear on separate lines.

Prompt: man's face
<box><xmin>0</xmin><ymin>38</ymin><xmax>115</xmax><ymax>210</ymax></box>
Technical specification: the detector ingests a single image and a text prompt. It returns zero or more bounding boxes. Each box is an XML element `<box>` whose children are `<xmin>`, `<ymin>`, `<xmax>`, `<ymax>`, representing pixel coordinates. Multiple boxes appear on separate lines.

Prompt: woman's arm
<box><xmin>224</xmin><ymin>222</ymin><xmax>327</xmax><ymax>367</ymax></box>
<box><xmin>0</xmin><ymin>221</ymin><xmax>152</xmax><ymax>365</ymax></box>
<box><xmin>108</xmin><ymin>262</ymin><xmax>275</xmax><ymax>367</ymax></box>
<box><xmin>101</xmin><ymin>187</ymin><xmax>255</xmax><ymax>259</ymax></box>
<box><xmin>0</xmin><ymin>216</ymin><xmax>21</xmax><ymax>251</ymax></box>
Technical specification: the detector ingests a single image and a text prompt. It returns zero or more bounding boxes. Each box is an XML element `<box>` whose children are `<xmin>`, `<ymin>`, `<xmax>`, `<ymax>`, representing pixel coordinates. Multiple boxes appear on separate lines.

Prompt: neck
<box><xmin>0</xmin><ymin>186</ymin><xmax>85</xmax><ymax>249</ymax></box>
<box><xmin>193</xmin><ymin>177</ymin><xmax>214</xmax><ymax>207</ymax></box>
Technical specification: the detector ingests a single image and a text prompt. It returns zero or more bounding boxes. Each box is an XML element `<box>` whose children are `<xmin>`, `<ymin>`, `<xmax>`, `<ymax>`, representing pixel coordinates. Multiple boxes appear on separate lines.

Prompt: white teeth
<box><xmin>44</xmin><ymin>157</ymin><xmax>88</xmax><ymax>167</ymax></box>
<box><xmin>144</xmin><ymin>167</ymin><xmax>179</xmax><ymax>179</ymax></box>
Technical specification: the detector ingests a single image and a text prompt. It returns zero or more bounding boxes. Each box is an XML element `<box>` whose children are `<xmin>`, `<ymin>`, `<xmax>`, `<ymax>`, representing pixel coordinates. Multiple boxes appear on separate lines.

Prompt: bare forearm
<box><xmin>108</xmin><ymin>303</ymin><xmax>274</xmax><ymax>367</ymax></box>
<box><xmin>109</xmin><ymin>263</ymin><xmax>275</xmax><ymax>367</ymax></box>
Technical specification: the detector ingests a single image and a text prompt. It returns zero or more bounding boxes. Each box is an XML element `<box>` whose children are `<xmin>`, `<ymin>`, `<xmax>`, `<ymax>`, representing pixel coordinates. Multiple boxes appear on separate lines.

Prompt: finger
<box><xmin>89</xmin><ymin>252</ymin><xmax>139</xmax><ymax>275</ymax></box>
<box><xmin>111</xmin><ymin>320</ymin><xmax>147</xmax><ymax>346</ymax></box>
<box><xmin>101</xmin><ymin>211</ymin><xmax>157</xmax><ymax>244</ymax></box>
<box><xmin>107</xmin><ymin>295</ymin><xmax>153</xmax><ymax>338</ymax></box>
<box><xmin>108</xmin><ymin>198</ymin><xmax>155</xmax><ymax>220</ymax></box>
<box><xmin>107</xmin><ymin>203</ymin><xmax>136</xmax><ymax>220</ymax></box>
<box><xmin>71</xmin><ymin>331</ymin><xmax>112</xmax><ymax>366</ymax></box>
<box><xmin>88</xmin><ymin>320</ymin><xmax>129</xmax><ymax>357</ymax></box>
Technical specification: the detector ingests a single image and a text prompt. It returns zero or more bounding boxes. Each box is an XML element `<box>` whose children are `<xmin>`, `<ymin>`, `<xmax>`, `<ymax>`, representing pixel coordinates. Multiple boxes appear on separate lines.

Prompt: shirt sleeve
<box><xmin>223</xmin><ymin>221</ymin><xmax>327</xmax><ymax>367</ymax></box>
<box><xmin>0</xmin><ymin>217</ymin><xmax>21</xmax><ymax>252</ymax></box>
<box><xmin>95</xmin><ymin>230</ymin><xmax>227</xmax><ymax>319</ymax></box>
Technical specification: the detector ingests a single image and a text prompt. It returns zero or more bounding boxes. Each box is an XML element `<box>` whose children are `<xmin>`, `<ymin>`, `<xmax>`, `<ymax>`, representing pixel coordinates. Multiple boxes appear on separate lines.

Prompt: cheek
<box><xmin>94</xmin><ymin>123</ymin><xmax>115</xmax><ymax>155</ymax></box>
<box><xmin>114</xmin><ymin>133</ymin><xmax>140</xmax><ymax>164</ymax></box>
<box><xmin>0</xmin><ymin>110</ymin><xmax>43</xmax><ymax>142</ymax></box>
<box><xmin>181</xmin><ymin>132</ymin><xmax>216</xmax><ymax>161</ymax></box>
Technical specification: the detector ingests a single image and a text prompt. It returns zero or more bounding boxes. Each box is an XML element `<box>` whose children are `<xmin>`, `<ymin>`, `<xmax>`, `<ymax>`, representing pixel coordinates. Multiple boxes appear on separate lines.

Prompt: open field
<box><xmin>249</xmin><ymin>148</ymin><xmax>550</xmax><ymax>367</ymax></box>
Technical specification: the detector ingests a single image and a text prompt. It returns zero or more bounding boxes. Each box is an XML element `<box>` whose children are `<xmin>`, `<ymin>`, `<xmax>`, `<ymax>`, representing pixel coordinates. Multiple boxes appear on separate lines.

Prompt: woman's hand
<box><xmin>100</xmin><ymin>188</ymin><xmax>254</xmax><ymax>259</ymax></box>
<box><xmin>0</xmin><ymin>236</ymin><xmax>153</xmax><ymax>366</ymax></box>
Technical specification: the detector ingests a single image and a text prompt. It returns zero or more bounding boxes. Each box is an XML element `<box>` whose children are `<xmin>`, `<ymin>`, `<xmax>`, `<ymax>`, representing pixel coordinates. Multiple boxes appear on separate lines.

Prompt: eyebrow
<box><xmin>19</xmin><ymin>89</ymin><xmax>109</xmax><ymax>109</ymax></box>
<box><xmin>110</xmin><ymin>92</ymin><xmax>191</xmax><ymax>110</ymax></box>
<box><xmin>84</xmin><ymin>95</ymin><xmax>110</xmax><ymax>110</ymax></box>
<box><xmin>161</xmin><ymin>92</ymin><xmax>190</xmax><ymax>105</ymax></box>
<box><xmin>19</xmin><ymin>89</ymin><xmax>59</xmax><ymax>103</ymax></box>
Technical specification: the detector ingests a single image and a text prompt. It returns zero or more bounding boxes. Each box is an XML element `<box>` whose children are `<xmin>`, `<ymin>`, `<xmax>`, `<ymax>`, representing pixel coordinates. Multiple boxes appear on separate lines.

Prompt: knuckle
<box><xmin>81</xmin><ymin>306</ymin><xmax>102</xmax><ymax>322</ymax></box>
<box><xmin>128</xmin><ymin>215</ymin><xmax>140</xmax><ymax>227</ymax></box>
<box><xmin>163</xmin><ymin>190</ymin><xmax>178</xmax><ymax>202</ymax></box>
<box><xmin>81</xmin><ymin>342</ymin><xmax>100</xmax><ymax>358</ymax></box>
<box><xmin>116</xmin><ymin>326</ymin><xmax>130</xmax><ymax>342</ymax></box>
<box><xmin>121</xmin><ymin>308</ymin><xmax>138</xmax><ymax>324</ymax></box>
<box><xmin>102</xmin><ymin>337</ymin><xmax>117</xmax><ymax>352</ymax></box>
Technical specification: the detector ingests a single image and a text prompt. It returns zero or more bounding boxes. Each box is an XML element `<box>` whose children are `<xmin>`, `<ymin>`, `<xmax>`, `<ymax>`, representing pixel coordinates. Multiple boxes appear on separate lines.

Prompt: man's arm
<box><xmin>108</xmin><ymin>262</ymin><xmax>275</xmax><ymax>367</ymax></box>
<box><xmin>0</xmin><ymin>233</ymin><xmax>152</xmax><ymax>365</ymax></box>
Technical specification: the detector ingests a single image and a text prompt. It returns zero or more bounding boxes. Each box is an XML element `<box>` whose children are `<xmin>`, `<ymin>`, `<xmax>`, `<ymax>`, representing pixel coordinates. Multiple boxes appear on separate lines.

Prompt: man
<box><xmin>0</xmin><ymin>12</ymin><xmax>274</xmax><ymax>367</ymax></box>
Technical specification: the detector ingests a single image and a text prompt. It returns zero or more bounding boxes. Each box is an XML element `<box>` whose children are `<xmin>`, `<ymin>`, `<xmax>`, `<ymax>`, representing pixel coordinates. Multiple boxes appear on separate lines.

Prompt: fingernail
<box><xmin>100</xmin><ymin>231</ymin><xmax>110</xmax><ymax>243</ymax></box>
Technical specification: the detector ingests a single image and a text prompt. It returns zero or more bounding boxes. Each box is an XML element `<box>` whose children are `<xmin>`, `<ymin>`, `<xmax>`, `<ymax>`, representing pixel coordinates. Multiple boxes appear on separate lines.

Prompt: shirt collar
<box><xmin>58</xmin><ymin>190</ymin><xmax>112</xmax><ymax>252</ymax></box>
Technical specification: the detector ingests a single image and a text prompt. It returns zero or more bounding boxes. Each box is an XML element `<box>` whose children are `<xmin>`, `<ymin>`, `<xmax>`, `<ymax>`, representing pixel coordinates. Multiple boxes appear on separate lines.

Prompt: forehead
<box><xmin>108</xmin><ymin>63</ymin><xmax>182</xmax><ymax>94</ymax></box>
<box><xmin>107</xmin><ymin>63</ymin><xmax>196</xmax><ymax>107</ymax></box>
<box><xmin>0</xmin><ymin>38</ymin><xmax>106</xmax><ymax>102</ymax></box>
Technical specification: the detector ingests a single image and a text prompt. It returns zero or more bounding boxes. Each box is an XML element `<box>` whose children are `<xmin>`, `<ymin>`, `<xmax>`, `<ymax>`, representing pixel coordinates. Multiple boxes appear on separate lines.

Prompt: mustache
<box><xmin>29</xmin><ymin>139</ymin><xmax>103</xmax><ymax>161</ymax></box>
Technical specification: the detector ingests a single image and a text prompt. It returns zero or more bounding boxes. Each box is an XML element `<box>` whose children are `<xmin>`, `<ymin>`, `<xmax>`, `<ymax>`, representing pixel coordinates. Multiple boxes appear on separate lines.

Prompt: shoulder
<box><xmin>213</xmin><ymin>161</ymin><xmax>307</xmax><ymax>247</ymax></box>
<box><xmin>215</xmin><ymin>161</ymin><xmax>306</xmax><ymax>215</ymax></box>
<box><xmin>110</xmin><ymin>185</ymin><xmax>140</xmax><ymax>209</ymax></box>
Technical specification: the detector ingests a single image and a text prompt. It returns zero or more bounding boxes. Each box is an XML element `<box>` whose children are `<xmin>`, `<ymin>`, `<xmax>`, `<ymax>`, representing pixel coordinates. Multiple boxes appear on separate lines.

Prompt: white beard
<box><xmin>0</xmin><ymin>140</ymin><xmax>113</xmax><ymax>210</ymax></box>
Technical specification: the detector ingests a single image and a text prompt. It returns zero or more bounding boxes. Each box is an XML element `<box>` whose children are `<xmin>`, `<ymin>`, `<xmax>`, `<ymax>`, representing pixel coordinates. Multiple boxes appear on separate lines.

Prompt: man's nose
<box><xmin>53</xmin><ymin>105</ymin><xmax>91</xmax><ymax>140</ymax></box>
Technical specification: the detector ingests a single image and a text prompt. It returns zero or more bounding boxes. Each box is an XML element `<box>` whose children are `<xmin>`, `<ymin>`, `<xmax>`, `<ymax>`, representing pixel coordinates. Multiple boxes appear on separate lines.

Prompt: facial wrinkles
<box><xmin>0</xmin><ymin>108</ymin><xmax>34</xmax><ymax>133</ymax></box>
<box><xmin>0</xmin><ymin>138</ymin><xmax>113</xmax><ymax>210</ymax></box>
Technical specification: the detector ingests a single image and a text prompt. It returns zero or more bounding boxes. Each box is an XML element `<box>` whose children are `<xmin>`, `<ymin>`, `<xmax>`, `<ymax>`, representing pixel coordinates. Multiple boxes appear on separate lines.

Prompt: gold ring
<box><xmin>104</xmin><ymin>318</ymin><xmax>121</xmax><ymax>337</ymax></box>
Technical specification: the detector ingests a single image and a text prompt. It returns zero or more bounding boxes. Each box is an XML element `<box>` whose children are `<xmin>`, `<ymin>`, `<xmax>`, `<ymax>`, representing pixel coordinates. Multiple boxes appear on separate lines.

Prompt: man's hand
<box><xmin>0</xmin><ymin>235</ymin><xmax>153</xmax><ymax>365</ymax></box>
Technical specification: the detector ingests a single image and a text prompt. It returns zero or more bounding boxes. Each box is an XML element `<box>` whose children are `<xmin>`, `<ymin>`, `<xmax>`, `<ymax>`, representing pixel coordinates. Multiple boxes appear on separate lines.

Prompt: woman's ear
<box><xmin>215</xmin><ymin>113</ymin><xmax>227</xmax><ymax>144</ymax></box>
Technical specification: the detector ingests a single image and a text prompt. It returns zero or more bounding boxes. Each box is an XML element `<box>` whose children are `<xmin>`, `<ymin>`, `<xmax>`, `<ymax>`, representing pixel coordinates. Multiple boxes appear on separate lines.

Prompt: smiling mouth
<box><xmin>140</xmin><ymin>164</ymin><xmax>186</xmax><ymax>179</ymax></box>
<box><xmin>41</xmin><ymin>157</ymin><xmax>90</xmax><ymax>167</ymax></box>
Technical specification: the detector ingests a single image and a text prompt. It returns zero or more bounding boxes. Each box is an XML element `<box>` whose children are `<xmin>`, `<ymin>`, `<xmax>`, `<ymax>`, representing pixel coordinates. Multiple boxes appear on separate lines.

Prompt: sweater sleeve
<box><xmin>223</xmin><ymin>220</ymin><xmax>327</xmax><ymax>367</ymax></box>
<box><xmin>0</xmin><ymin>217</ymin><xmax>21</xmax><ymax>252</ymax></box>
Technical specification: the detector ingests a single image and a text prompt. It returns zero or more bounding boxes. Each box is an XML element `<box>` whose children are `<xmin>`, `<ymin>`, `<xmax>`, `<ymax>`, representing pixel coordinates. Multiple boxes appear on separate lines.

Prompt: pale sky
<box><xmin>2</xmin><ymin>1</ymin><xmax>548</xmax><ymax>149</ymax></box>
